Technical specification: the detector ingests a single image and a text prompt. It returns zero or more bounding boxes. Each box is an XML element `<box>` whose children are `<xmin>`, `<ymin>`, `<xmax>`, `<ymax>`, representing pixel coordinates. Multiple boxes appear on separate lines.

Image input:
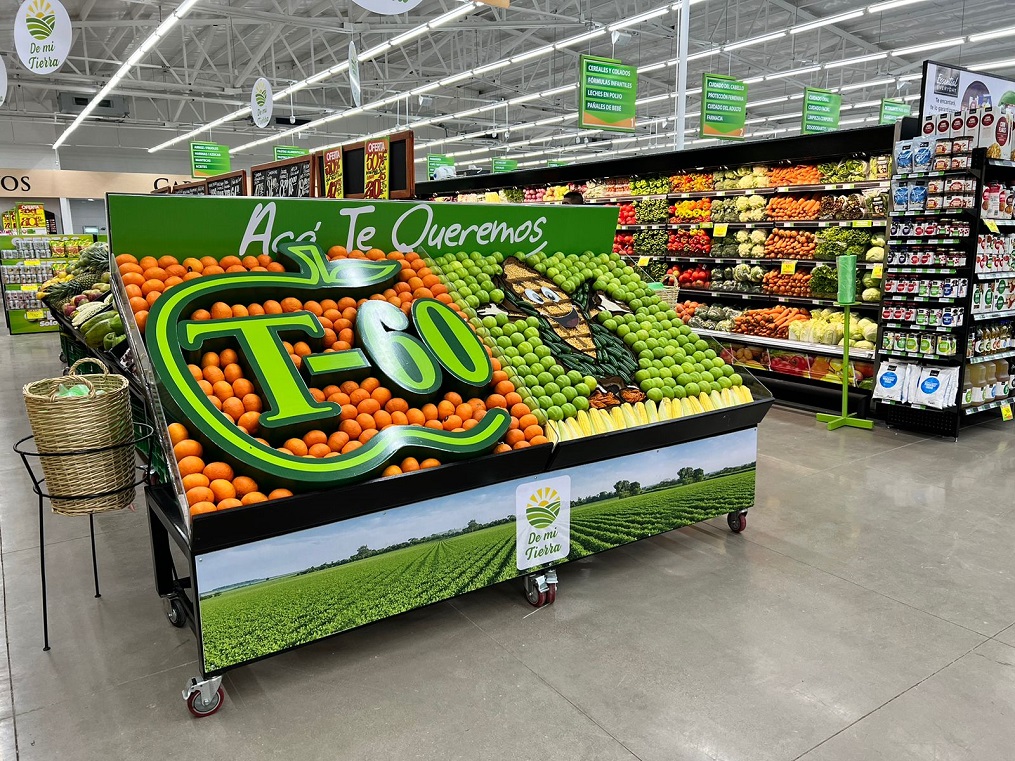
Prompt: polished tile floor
<box><xmin>0</xmin><ymin>329</ymin><xmax>1013</xmax><ymax>761</ymax></box>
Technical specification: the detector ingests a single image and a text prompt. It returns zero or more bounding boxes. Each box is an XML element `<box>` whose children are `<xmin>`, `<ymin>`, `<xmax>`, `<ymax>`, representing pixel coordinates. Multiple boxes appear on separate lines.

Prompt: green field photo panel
<box><xmin>196</xmin><ymin>428</ymin><xmax>757</xmax><ymax>671</ymax></box>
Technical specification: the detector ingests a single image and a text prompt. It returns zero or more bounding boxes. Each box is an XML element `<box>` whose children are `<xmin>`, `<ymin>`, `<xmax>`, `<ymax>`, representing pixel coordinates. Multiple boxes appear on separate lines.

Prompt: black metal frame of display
<box><xmin>416</xmin><ymin>125</ymin><xmax>897</xmax><ymax>197</ymax></box>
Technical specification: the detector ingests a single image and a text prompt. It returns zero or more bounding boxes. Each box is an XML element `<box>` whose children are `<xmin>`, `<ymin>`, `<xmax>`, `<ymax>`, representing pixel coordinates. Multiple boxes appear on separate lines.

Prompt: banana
<box><xmin>698</xmin><ymin>392</ymin><xmax>714</xmax><ymax>412</ymax></box>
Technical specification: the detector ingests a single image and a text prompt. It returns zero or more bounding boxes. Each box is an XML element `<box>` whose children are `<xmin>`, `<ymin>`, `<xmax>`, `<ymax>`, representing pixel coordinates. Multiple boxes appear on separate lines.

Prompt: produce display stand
<box><xmin>105</xmin><ymin>193</ymin><xmax>772</xmax><ymax>716</ymax></box>
<box><xmin>417</xmin><ymin>127</ymin><xmax>897</xmax><ymax>413</ymax></box>
<box><xmin>1</xmin><ymin>234</ymin><xmax>97</xmax><ymax>334</ymax></box>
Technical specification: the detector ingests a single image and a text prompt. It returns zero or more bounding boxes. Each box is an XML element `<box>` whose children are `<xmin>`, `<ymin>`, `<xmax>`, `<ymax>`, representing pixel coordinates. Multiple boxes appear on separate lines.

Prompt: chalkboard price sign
<box><xmin>250</xmin><ymin>156</ymin><xmax>316</xmax><ymax>198</ymax></box>
<box><xmin>172</xmin><ymin>181</ymin><xmax>207</xmax><ymax>196</ymax></box>
<box><xmin>206</xmin><ymin>171</ymin><xmax>247</xmax><ymax>196</ymax></box>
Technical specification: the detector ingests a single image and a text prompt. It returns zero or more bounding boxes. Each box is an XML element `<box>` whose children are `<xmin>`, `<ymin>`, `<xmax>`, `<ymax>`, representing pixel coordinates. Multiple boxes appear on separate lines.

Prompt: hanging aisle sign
<box><xmin>15</xmin><ymin>0</ymin><xmax>72</xmax><ymax>75</ymax></box>
<box><xmin>274</xmin><ymin>146</ymin><xmax>309</xmax><ymax>160</ymax></box>
<box><xmin>579</xmin><ymin>55</ymin><xmax>637</xmax><ymax>133</ymax></box>
<box><xmin>190</xmin><ymin>142</ymin><xmax>231</xmax><ymax>178</ymax></box>
<box><xmin>251</xmin><ymin>77</ymin><xmax>273</xmax><ymax>129</ymax></box>
<box><xmin>427</xmin><ymin>154</ymin><xmax>455</xmax><ymax>180</ymax></box>
<box><xmin>801</xmin><ymin>87</ymin><xmax>842</xmax><ymax>134</ymax></box>
<box><xmin>323</xmin><ymin>149</ymin><xmax>344</xmax><ymax>198</ymax></box>
<box><xmin>364</xmin><ymin>137</ymin><xmax>390</xmax><ymax>199</ymax></box>
<box><xmin>700</xmin><ymin>74</ymin><xmax>748</xmax><ymax>139</ymax></box>
<box><xmin>349</xmin><ymin>42</ymin><xmax>362</xmax><ymax>108</ymax></box>
<box><xmin>0</xmin><ymin>56</ymin><xmax>7</xmax><ymax>108</ymax></box>
<box><xmin>351</xmin><ymin>0</ymin><xmax>425</xmax><ymax>14</ymax></box>
<box><xmin>548</xmin><ymin>160</ymin><xmax>569</xmax><ymax>167</ymax></box>
<box><xmin>879</xmin><ymin>98</ymin><xmax>911</xmax><ymax>124</ymax></box>
<box><xmin>492</xmin><ymin>158</ymin><xmax>518</xmax><ymax>173</ymax></box>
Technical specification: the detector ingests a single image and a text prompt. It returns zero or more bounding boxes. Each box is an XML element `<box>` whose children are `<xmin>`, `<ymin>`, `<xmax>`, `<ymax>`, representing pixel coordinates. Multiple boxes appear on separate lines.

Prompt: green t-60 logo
<box><xmin>146</xmin><ymin>242</ymin><xmax>509</xmax><ymax>488</ymax></box>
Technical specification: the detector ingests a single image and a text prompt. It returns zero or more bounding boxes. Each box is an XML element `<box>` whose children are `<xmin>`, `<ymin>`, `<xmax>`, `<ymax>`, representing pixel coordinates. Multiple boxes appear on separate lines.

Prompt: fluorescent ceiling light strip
<box><xmin>970</xmin><ymin>57</ymin><xmax>1015</xmax><ymax>70</ymax></box>
<box><xmin>723</xmin><ymin>30</ymin><xmax>787</xmax><ymax>52</ymax></box>
<box><xmin>511</xmin><ymin>46</ymin><xmax>554</xmax><ymax>64</ymax></box>
<box><xmin>968</xmin><ymin>26</ymin><xmax>1015</xmax><ymax>43</ymax></box>
<box><xmin>765</xmin><ymin>64</ymin><xmax>821</xmax><ymax>81</ymax></box>
<box><xmin>790</xmin><ymin>9</ymin><xmax>865</xmax><ymax>34</ymax></box>
<box><xmin>892</xmin><ymin>37</ymin><xmax>966</xmax><ymax>57</ymax></box>
<box><xmin>150</xmin><ymin>1</ymin><xmax>480</xmax><ymax>153</ymax></box>
<box><xmin>58</xmin><ymin>0</ymin><xmax>202</xmax><ymax>149</ymax></box>
<box><xmin>837</xmin><ymin>76</ymin><xmax>896</xmax><ymax>92</ymax></box>
<box><xmin>867</xmin><ymin>0</ymin><xmax>931</xmax><ymax>12</ymax></box>
<box><xmin>608</xmin><ymin>6</ymin><xmax>670</xmax><ymax>31</ymax></box>
<box><xmin>824</xmin><ymin>52</ymin><xmax>888</xmax><ymax>69</ymax></box>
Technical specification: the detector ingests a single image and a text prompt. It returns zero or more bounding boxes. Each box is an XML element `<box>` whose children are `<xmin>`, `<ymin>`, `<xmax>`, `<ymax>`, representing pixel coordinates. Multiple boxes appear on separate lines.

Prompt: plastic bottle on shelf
<box><xmin>994</xmin><ymin>359</ymin><xmax>1012</xmax><ymax>399</ymax></box>
<box><xmin>968</xmin><ymin>363</ymin><xmax>987</xmax><ymax>406</ymax></box>
<box><xmin>983</xmin><ymin>362</ymin><xmax>999</xmax><ymax>402</ymax></box>
<box><xmin>962</xmin><ymin>364</ymin><xmax>975</xmax><ymax>407</ymax></box>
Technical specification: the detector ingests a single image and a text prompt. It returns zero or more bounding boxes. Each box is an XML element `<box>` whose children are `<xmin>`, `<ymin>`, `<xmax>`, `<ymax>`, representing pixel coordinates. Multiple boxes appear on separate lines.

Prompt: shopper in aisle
<box><xmin>562</xmin><ymin>191</ymin><xmax>585</xmax><ymax>205</ymax></box>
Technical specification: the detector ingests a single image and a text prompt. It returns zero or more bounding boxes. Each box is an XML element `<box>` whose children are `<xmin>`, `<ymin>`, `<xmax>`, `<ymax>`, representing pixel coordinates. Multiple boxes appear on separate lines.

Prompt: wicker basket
<box><xmin>22</xmin><ymin>359</ymin><xmax>136</xmax><ymax>515</ymax></box>
<box><xmin>658</xmin><ymin>284</ymin><xmax>681</xmax><ymax>307</ymax></box>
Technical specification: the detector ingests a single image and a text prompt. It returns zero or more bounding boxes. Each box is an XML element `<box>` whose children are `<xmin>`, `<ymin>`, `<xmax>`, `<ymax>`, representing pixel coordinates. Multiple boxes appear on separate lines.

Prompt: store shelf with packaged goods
<box><xmin>586</xmin><ymin>181</ymin><xmax>891</xmax><ymax>205</ymax></box>
<box><xmin>696</xmin><ymin>328</ymin><xmax>875</xmax><ymax>360</ymax></box>
<box><xmin>973</xmin><ymin>309</ymin><xmax>1015</xmax><ymax>321</ymax></box>
<box><xmin>894</xmin><ymin>169</ymin><xmax>975</xmax><ymax>181</ymax></box>
<box><xmin>889</xmin><ymin>208</ymin><xmax>971</xmax><ymax>218</ymax></box>
<box><xmin>887</xmin><ymin>238</ymin><xmax>966</xmax><ymax>246</ymax></box>
<box><xmin>973</xmin><ymin>270</ymin><xmax>1015</xmax><ymax>280</ymax></box>
<box><xmin>879</xmin><ymin>349</ymin><xmax>959</xmax><ymax>363</ymax></box>
<box><xmin>882</xmin><ymin>294</ymin><xmax>963</xmax><ymax>304</ymax></box>
<box><xmin>659</xmin><ymin>219</ymin><xmax>886</xmax><ymax>229</ymax></box>
<box><xmin>883</xmin><ymin>321</ymin><xmax>963</xmax><ymax>333</ymax></box>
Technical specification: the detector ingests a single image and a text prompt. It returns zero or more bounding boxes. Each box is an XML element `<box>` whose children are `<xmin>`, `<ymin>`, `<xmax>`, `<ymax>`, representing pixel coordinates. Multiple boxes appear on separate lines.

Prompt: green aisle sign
<box><xmin>579</xmin><ymin>55</ymin><xmax>637</xmax><ymax>133</ymax></box>
<box><xmin>801</xmin><ymin>88</ymin><xmax>842</xmax><ymax>134</ymax></box>
<box><xmin>879</xmin><ymin>99</ymin><xmax>912</xmax><ymax>124</ymax></box>
<box><xmin>700</xmin><ymin>74</ymin><xmax>748</xmax><ymax>139</ymax></box>
<box><xmin>274</xmin><ymin>146</ymin><xmax>310</xmax><ymax>160</ymax></box>
<box><xmin>492</xmin><ymin>158</ymin><xmax>518</xmax><ymax>173</ymax></box>
<box><xmin>427</xmin><ymin>154</ymin><xmax>455</xmax><ymax>180</ymax></box>
<box><xmin>190</xmin><ymin>142</ymin><xmax>231</xmax><ymax>178</ymax></box>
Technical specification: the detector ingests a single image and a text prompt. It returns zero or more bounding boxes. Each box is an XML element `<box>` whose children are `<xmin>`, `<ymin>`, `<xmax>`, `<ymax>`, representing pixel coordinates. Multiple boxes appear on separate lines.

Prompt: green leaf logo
<box><xmin>255</xmin><ymin>86</ymin><xmax>267</xmax><ymax>108</ymax></box>
<box><xmin>26</xmin><ymin>0</ymin><xmax>56</xmax><ymax>41</ymax></box>
<box><xmin>525</xmin><ymin>487</ymin><xmax>561</xmax><ymax>529</ymax></box>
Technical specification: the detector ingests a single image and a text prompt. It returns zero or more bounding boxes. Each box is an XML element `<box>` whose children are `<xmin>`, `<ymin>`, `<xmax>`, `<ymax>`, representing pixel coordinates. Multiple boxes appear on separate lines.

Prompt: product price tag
<box><xmin>985</xmin><ymin>219</ymin><xmax>1000</xmax><ymax>234</ymax></box>
<box><xmin>1001</xmin><ymin>402</ymin><xmax>1013</xmax><ymax>422</ymax></box>
<box><xmin>852</xmin><ymin>219</ymin><xmax>874</xmax><ymax>228</ymax></box>
<box><xmin>712</xmin><ymin>223</ymin><xmax>728</xmax><ymax>238</ymax></box>
<box><xmin>781</xmin><ymin>260</ymin><xmax>797</xmax><ymax>275</ymax></box>
<box><xmin>637</xmin><ymin>256</ymin><xmax>651</xmax><ymax>266</ymax></box>
<box><xmin>21</xmin><ymin>283</ymin><xmax>38</xmax><ymax>291</ymax></box>
<box><xmin>841</xmin><ymin>183</ymin><xmax>855</xmax><ymax>190</ymax></box>
<box><xmin>24</xmin><ymin>259</ymin><xmax>39</xmax><ymax>266</ymax></box>
<box><xmin>25</xmin><ymin>310</ymin><xmax>44</xmax><ymax>320</ymax></box>
<box><xmin>872</xmin><ymin>264</ymin><xmax>884</xmax><ymax>279</ymax></box>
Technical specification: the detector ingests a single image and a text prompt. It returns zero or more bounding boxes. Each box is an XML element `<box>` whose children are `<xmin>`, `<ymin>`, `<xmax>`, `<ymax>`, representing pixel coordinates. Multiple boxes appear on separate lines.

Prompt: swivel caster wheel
<box><xmin>186</xmin><ymin>687</ymin><xmax>224</xmax><ymax>718</ymax></box>
<box><xmin>526</xmin><ymin>586</ymin><xmax>547</xmax><ymax>607</ymax></box>
<box><xmin>524</xmin><ymin>570</ymin><xmax>558</xmax><ymax>607</ymax></box>
<box><xmin>727</xmin><ymin>510</ymin><xmax>747</xmax><ymax>534</ymax></box>
<box><xmin>183</xmin><ymin>676</ymin><xmax>224</xmax><ymax>718</ymax></box>
<box><xmin>165</xmin><ymin>595</ymin><xmax>187</xmax><ymax>628</ymax></box>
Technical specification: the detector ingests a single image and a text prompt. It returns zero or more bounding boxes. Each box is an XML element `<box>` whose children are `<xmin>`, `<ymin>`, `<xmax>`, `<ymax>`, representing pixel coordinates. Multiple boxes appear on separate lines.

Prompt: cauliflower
<box><xmin>749</xmin><ymin>229</ymin><xmax>767</xmax><ymax>244</ymax></box>
<box><xmin>737</xmin><ymin>175</ymin><xmax>755</xmax><ymax>189</ymax></box>
<box><xmin>751</xmin><ymin>244</ymin><xmax>765</xmax><ymax>257</ymax></box>
<box><xmin>748</xmin><ymin>195</ymin><xmax>766</xmax><ymax>208</ymax></box>
<box><xmin>753</xmin><ymin>175</ymin><xmax>770</xmax><ymax>187</ymax></box>
<box><xmin>735</xmin><ymin>230</ymin><xmax>750</xmax><ymax>243</ymax></box>
<box><xmin>735</xmin><ymin>196</ymin><xmax>750</xmax><ymax>211</ymax></box>
<box><xmin>738</xmin><ymin>242</ymin><xmax>752</xmax><ymax>256</ymax></box>
<box><xmin>752</xmin><ymin>166</ymin><xmax>768</xmax><ymax>176</ymax></box>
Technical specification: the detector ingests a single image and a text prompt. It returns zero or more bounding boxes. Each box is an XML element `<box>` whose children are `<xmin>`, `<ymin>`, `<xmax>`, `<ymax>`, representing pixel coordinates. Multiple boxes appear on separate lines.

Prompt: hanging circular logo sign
<box><xmin>251</xmin><ymin>77</ymin><xmax>273</xmax><ymax>129</ymax></box>
<box><xmin>0</xmin><ymin>57</ymin><xmax>8</xmax><ymax>108</ymax></box>
<box><xmin>14</xmin><ymin>0</ymin><xmax>72</xmax><ymax>75</ymax></box>
<box><xmin>350</xmin><ymin>0</ymin><xmax>425</xmax><ymax>15</ymax></box>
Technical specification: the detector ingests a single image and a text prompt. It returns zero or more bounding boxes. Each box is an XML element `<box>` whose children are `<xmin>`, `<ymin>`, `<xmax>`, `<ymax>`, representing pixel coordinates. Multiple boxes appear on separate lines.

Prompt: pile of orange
<box><xmin>169</xmin><ymin>422</ymin><xmax>292</xmax><ymax>516</ymax></box>
<box><xmin>188</xmin><ymin>349</ymin><xmax>264</xmax><ymax>433</ymax></box>
<box><xmin>116</xmin><ymin>253</ymin><xmax>283</xmax><ymax>333</ymax></box>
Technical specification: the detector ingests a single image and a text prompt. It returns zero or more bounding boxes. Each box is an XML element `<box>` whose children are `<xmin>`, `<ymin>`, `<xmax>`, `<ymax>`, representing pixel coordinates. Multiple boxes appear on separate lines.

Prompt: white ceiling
<box><xmin>1</xmin><ymin>0</ymin><xmax>1013</xmax><ymax>172</ymax></box>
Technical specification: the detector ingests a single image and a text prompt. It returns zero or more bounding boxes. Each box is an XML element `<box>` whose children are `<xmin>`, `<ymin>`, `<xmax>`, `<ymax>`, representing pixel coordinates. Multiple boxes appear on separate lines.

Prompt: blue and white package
<box><xmin>873</xmin><ymin>362</ymin><xmax>910</xmax><ymax>403</ymax></box>
<box><xmin>913</xmin><ymin>139</ymin><xmax>933</xmax><ymax>172</ymax></box>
